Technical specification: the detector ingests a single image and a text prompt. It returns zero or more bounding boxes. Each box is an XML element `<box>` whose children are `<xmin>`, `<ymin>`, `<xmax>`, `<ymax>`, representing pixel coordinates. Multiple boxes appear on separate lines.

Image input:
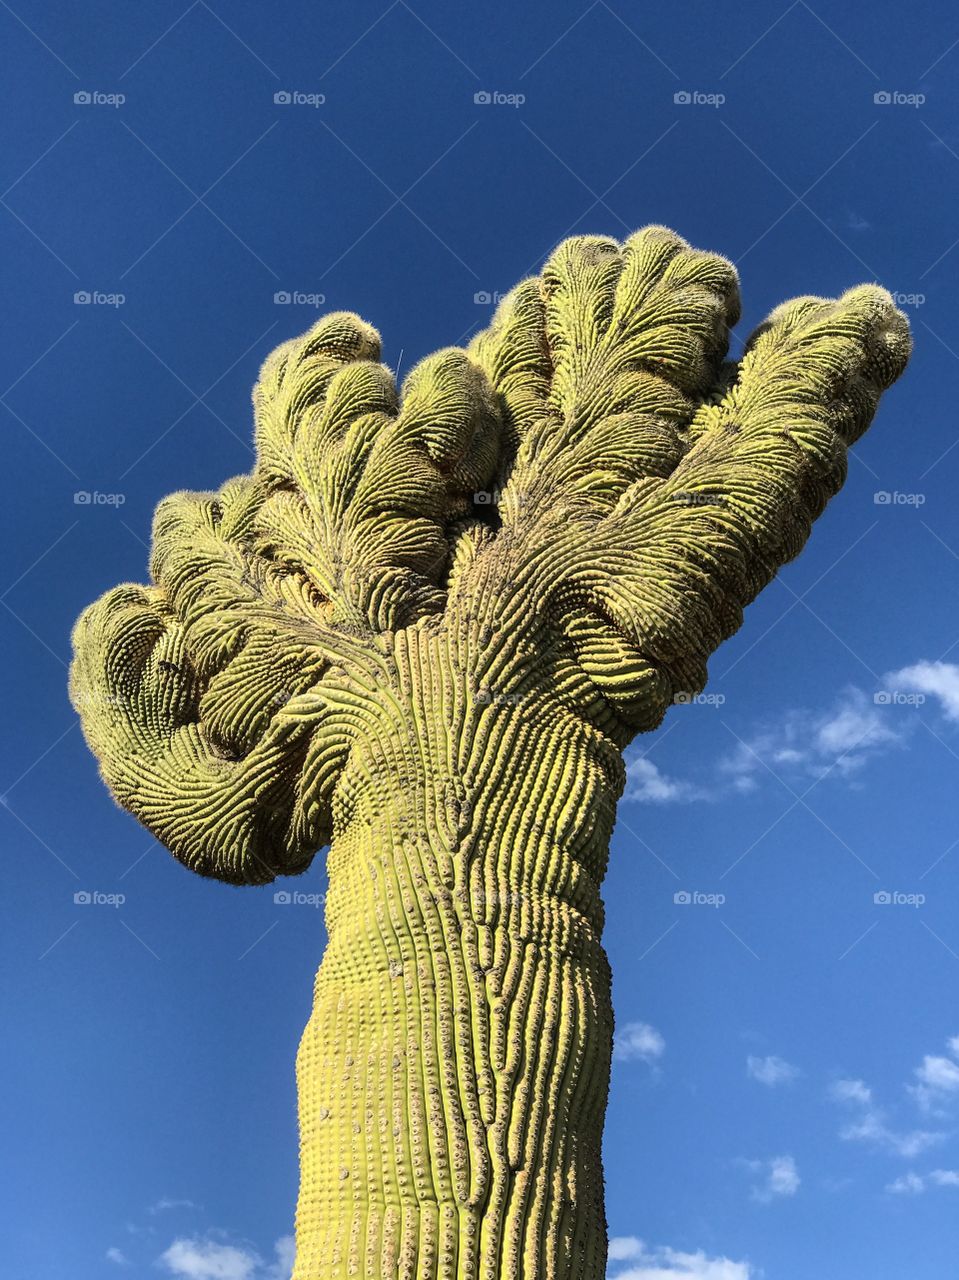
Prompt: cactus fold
<box><xmin>71</xmin><ymin>228</ymin><xmax>911</xmax><ymax>1279</ymax></box>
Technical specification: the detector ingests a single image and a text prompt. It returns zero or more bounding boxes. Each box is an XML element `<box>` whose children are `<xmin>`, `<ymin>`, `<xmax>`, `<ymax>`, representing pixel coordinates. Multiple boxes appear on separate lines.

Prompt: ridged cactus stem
<box><xmin>294</xmin><ymin>618</ymin><xmax>618</xmax><ymax>1280</ymax></box>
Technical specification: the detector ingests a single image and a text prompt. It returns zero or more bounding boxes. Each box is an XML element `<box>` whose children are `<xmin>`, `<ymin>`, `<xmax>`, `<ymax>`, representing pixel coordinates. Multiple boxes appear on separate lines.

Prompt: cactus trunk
<box><xmin>292</xmin><ymin>622</ymin><xmax>620</xmax><ymax>1279</ymax></box>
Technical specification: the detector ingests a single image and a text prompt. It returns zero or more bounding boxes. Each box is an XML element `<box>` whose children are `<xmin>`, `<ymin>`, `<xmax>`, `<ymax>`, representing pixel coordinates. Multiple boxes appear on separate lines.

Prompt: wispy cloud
<box><xmin>887</xmin><ymin>1169</ymin><xmax>959</xmax><ymax>1195</ymax></box>
<box><xmin>614</xmin><ymin>1021</ymin><xmax>665</xmax><ymax>1066</ymax></box>
<box><xmin>831</xmin><ymin>1078</ymin><xmax>873</xmax><ymax>1106</ymax></box>
<box><xmin>106</xmin><ymin>1247</ymin><xmax>130</xmax><ymax>1266</ymax></box>
<box><xmin>720</xmin><ymin>688</ymin><xmax>900</xmax><ymax>792</ymax></box>
<box><xmin>907</xmin><ymin>1034</ymin><xmax>959</xmax><ymax>1113</ymax></box>
<box><xmin>742</xmin><ymin>1154</ymin><xmax>800</xmax><ymax>1203</ymax></box>
<box><xmin>622</xmin><ymin>673</ymin><xmax>940</xmax><ymax>806</ymax></box>
<box><xmin>746</xmin><ymin>1054</ymin><xmax>800</xmax><ymax>1087</ymax></box>
<box><xmin>606</xmin><ymin>1237</ymin><xmax>754</xmax><ymax>1279</ymax></box>
<box><xmin>830</xmin><ymin>1078</ymin><xmax>945</xmax><ymax>1158</ymax></box>
<box><xmin>150</xmin><ymin>1198</ymin><xmax>198</xmax><ymax>1215</ymax></box>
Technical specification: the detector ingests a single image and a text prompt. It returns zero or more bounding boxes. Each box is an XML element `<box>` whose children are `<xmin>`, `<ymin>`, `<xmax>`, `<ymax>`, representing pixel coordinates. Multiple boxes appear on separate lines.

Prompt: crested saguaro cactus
<box><xmin>72</xmin><ymin>229</ymin><xmax>910</xmax><ymax>1280</ymax></box>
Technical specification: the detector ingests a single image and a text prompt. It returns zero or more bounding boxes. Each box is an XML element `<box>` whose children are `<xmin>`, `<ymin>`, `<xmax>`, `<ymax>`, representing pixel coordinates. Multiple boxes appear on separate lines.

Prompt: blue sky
<box><xmin>1</xmin><ymin>2</ymin><xmax>957</xmax><ymax>1277</ymax></box>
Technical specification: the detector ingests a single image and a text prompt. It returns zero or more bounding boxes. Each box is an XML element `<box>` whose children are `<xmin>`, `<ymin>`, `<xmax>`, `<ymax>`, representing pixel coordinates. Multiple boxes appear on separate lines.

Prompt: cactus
<box><xmin>71</xmin><ymin>228</ymin><xmax>910</xmax><ymax>1280</ymax></box>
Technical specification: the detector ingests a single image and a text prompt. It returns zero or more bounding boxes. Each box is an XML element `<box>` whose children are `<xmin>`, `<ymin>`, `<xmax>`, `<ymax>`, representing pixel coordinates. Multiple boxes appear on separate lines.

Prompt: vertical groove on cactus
<box><xmin>71</xmin><ymin>228</ymin><xmax>910</xmax><ymax>1279</ymax></box>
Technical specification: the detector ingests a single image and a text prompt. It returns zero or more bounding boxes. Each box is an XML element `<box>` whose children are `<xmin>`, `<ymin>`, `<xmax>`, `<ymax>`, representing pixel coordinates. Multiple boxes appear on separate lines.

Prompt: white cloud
<box><xmin>159</xmin><ymin>1239</ymin><xmax>261</xmax><ymax>1280</ymax></box>
<box><xmin>830</xmin><ymin>1079</ymin><xmax>873</xmax><ymax>1106</ymax></box>
<box><xmin>623</xmin><ymin>664</ymin><xmax>959</xmax><ymax>810</ymax></box>
<box><xmin>106</xmin><ymin>1247</ymin><xmax>130</xmax><ymax>1265</ymax></box>
<box><xmin>721</xmin><ymin>688</ymin><xmax>899</xmax><ymax>791</ymax></box>
<box><xmin>265</xmin><ymin>1236</ymin><xmax>295</xmax><ymax>1280</ymax></box>
<box><xmin>887</xmin><ymin>1169</ymin><xmax>959</xmax><ymax>1195</ymax></box>
<box><xmin>625</xmin><ymin>756</ymin><xmax>704</xmax><ymax>804</ymax></box>
<box><xmin>609</xmin><ymin>1238</ymin><xmax>646</xmax><ymax>1262</ymax></box>
<box><xmin>887</xmin><ymin>1171</ymin><xmax>925</xmax><ymax>1195</ymax></box>
<box><xmin>606</xmin><ymin>1239</ymin><xmax>753</xmax><ymax>1279</ymax></box>
<box><xmin>908</xmin><ymin>1039</ymin><xmax>959</xmax><ymax>1112</ymax></box>
<box><xmin>840</xmin><ymin>1110</ymin><xmax>942</xmax><ymax>1159</ymax></box>
<box><xmin>747</xmin><ymin>1055</ymin><xmax>800</xmax><ymax>1087</ymax></box>
<box><xmin>744</xmin><ymin>1154</ymin><xmax>800</xmax><ymax>1203</ymax></box>
<box><xmin>614</xmin><ymin>1021</ymin><xmax>665</xmax><ymax>1065</ymax></box>
<box><xmin>831</xmin><ymin>1077</ymin><xmax>944</xmax><ymax>1157</ymax></box>
<box><xmin>885</xmin><ymin>661</ymin><xmax>959</xmax><ymax>721</ymax></box>
<box><xmin>815</xmin><ymin>694</ymin><xmax>896</xmax><ymax>756</ymax></box>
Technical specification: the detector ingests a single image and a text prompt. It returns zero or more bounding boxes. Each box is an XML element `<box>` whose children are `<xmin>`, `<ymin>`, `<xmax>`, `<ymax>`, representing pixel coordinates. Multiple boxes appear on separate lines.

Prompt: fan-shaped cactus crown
<box><xmin>71</xmin><ymin>227</ymin><xmax>911</xmax><ymax>885</ymax></box>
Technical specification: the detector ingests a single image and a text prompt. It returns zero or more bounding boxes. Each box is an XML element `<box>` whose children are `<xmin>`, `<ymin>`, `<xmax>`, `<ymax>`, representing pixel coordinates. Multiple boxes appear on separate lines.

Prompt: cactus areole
<box><xmin>71</xmin><ymin>229</ymin><xmax>910</xmax><ymax>1279</ymax></box>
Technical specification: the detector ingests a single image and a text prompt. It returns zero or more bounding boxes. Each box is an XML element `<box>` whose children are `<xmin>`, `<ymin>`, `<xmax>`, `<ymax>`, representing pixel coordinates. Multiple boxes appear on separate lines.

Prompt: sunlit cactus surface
<box><xmin>72</xmin><ymin>228</ymin><xmax>911</xmax><ymax>1280</ymax></box>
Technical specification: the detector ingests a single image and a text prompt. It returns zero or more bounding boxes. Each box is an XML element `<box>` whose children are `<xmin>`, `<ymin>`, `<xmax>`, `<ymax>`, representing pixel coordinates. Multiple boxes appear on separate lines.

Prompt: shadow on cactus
<box><xmin>71</xmin><ymin>228</ymin><xmax>910</xmax><ymax>1280</ymax></box>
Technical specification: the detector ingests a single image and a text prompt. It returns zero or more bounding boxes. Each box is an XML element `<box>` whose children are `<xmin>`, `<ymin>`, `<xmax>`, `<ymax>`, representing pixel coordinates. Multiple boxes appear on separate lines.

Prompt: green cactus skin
<box><xmin>70</xmin><ymin>228</ymin><xmax>911</xmax><ymax>1279</ymax></box>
